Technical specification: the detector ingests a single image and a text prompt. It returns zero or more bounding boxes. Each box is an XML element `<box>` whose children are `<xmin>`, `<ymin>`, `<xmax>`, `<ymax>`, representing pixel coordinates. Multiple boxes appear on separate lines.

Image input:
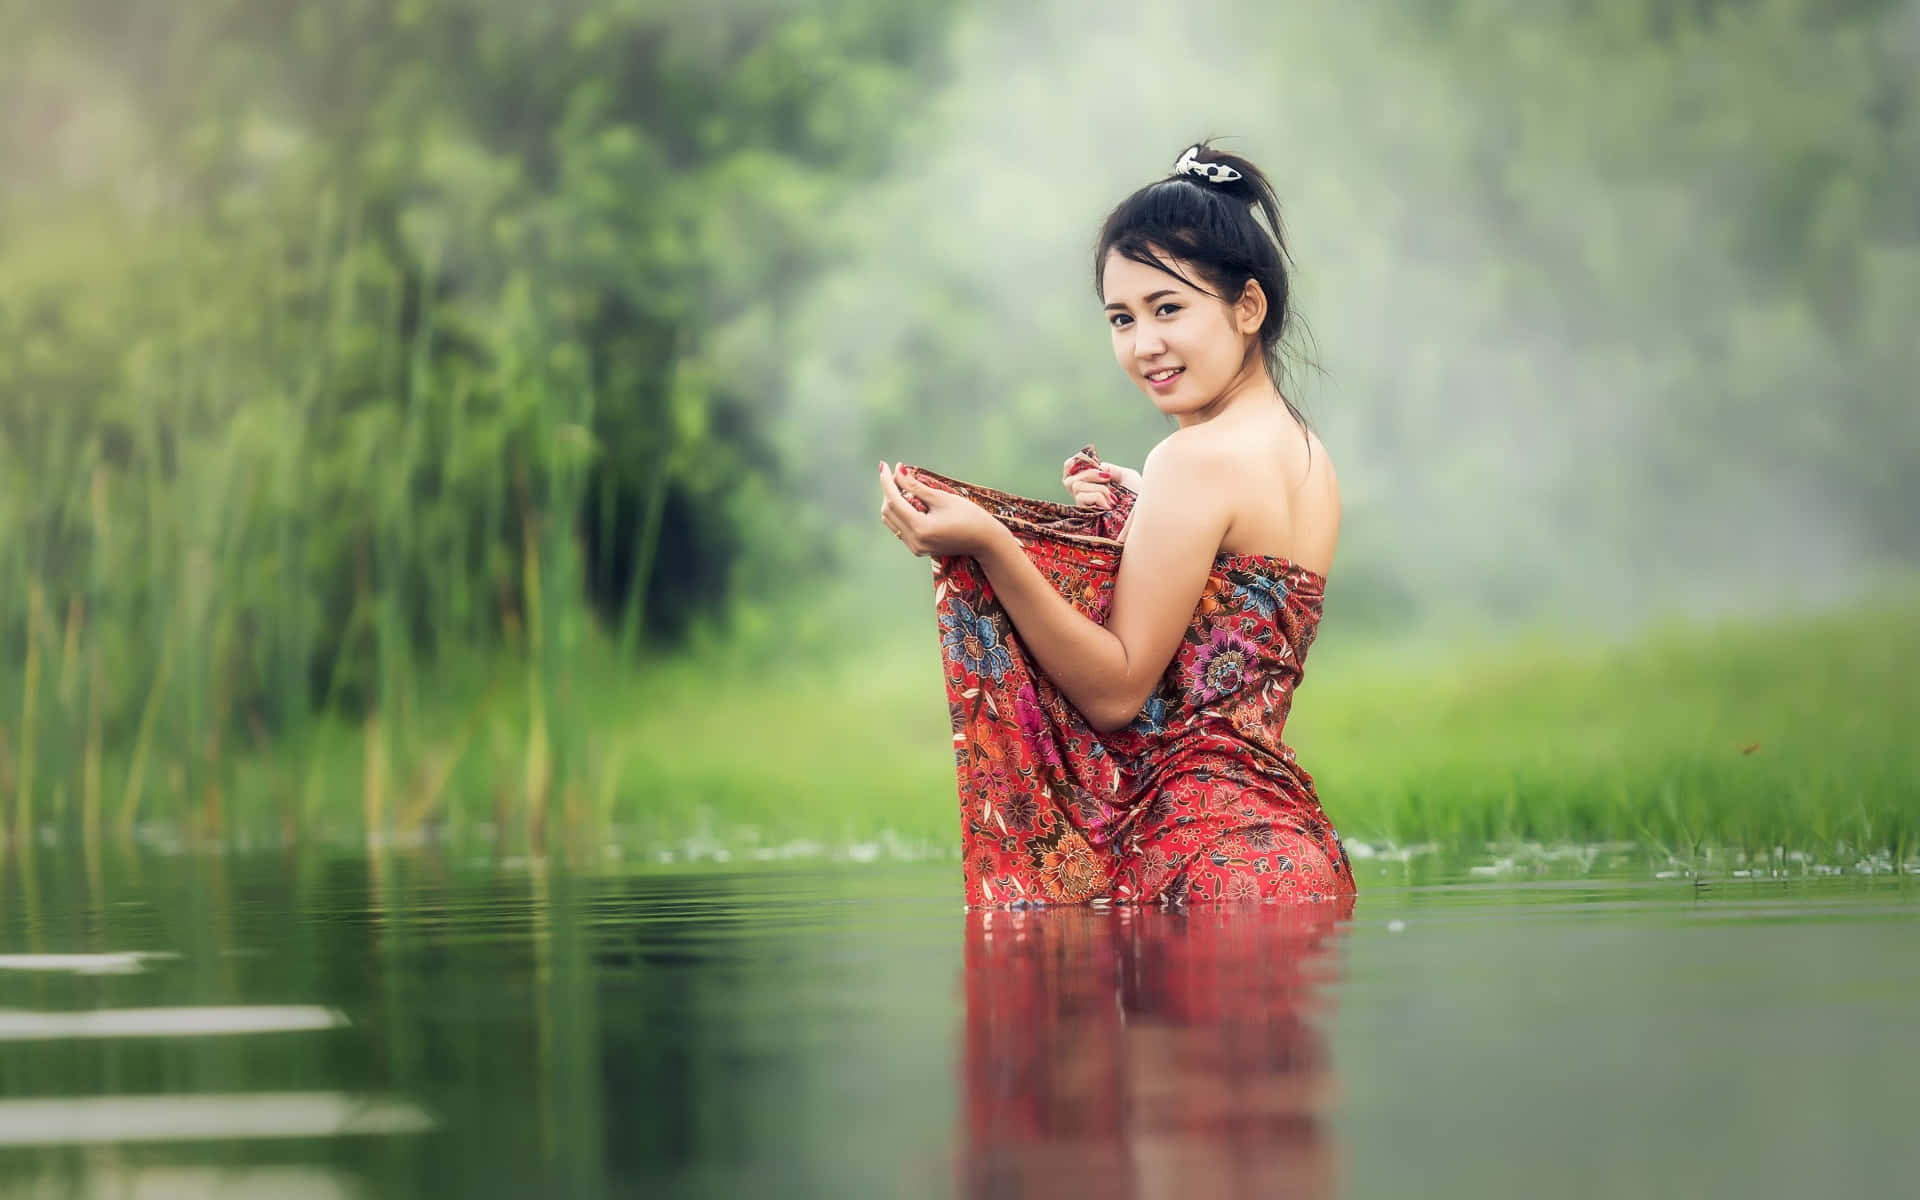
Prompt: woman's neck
<box><xmin>1175</xmin><ymin>356</ymin><xmax>1276</xmax><ymax>429</ymax></box>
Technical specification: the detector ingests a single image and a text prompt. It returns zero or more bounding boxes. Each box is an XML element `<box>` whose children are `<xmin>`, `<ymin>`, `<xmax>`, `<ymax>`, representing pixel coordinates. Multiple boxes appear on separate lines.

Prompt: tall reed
<box><xmin>0</xmin><ymin>192</ymin><xmax>613</xmax><ymax>853</ymax></box>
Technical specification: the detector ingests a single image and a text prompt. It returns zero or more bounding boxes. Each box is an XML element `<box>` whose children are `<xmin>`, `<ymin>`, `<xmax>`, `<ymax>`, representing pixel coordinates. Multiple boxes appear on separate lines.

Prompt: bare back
<box><xmin>1214</xmin><ymin>413</ymin><xmax>1339</xmax><ymax>575</ymax></box>
<box><xmin>1121</xmin><ymin>411</ymin><xmax>1340</xmax><ymax>577</ymax></box>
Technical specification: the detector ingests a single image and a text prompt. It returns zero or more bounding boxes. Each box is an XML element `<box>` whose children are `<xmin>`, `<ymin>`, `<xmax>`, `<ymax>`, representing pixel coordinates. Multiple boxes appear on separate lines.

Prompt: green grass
<box><xmin>1291</xmin><ymin>595</ymin><xmax>1919</xmax><ymax>871</ymax></box>
<box><xmin>188</xmin><ymin>587</ymin><xmax>1917</xmax><ymax>871</ymax></box>
<box><xmin>15</xmin><ymin>584</ymin><xmax>1918</xmax><ymax>877</ymax></box>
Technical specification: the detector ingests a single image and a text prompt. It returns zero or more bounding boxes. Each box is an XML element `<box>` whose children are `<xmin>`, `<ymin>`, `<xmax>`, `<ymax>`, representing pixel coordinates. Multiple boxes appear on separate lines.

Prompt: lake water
<box><xmin>1</xmin><ymin>848</ymin><xmax>1915</xmax><ymax>1198</ymax></box>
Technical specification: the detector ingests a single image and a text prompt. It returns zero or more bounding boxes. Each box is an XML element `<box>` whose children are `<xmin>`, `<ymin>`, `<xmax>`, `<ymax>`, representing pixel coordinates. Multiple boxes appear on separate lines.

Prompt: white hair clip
<box><xmin>1173</xmin><ymin>145</ymin><xmax>1241</xmax><ymax>184</ymax></box>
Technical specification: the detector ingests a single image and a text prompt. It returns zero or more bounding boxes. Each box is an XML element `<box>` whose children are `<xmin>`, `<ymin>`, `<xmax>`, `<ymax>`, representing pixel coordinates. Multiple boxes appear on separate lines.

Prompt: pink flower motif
<box><xmin>1223</xmin><ymin>873</ymin><xmax>1262</xmax><ymax>902</ymax></box>
<box><xmin>1183</xmin><ymin>625</ymin><xmax>1256</xmax><ymax>705</ymax></box>
<box><xmin>1014</xmin><ymin>682</ymin><xmax>1062</xmax><ymax>766</ymax></box>
<box><xmin>970</xmin><ymin>760</ymin><xmax>1013</xmax><ymax>804</ymax></box>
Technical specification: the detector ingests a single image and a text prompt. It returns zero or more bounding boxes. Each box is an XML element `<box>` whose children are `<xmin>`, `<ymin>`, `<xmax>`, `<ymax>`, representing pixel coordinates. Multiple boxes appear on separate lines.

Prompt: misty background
<box><xmin>799</xmin><ymin>0</ymin><xmax>1920</xmax><ymax>638</ymax></box>
<box><xmin>1</xmin><ymin>0</ymin><xmax>1915</xmax><ymax>845</ymax></box>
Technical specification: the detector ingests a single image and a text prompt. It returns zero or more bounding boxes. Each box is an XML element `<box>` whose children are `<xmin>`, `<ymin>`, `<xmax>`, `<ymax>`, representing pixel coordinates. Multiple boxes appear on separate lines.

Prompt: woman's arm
<box><xmin>891</xmin><ymin>435</ymin><xmax>1232</xmax><ymax>732</ymax></box>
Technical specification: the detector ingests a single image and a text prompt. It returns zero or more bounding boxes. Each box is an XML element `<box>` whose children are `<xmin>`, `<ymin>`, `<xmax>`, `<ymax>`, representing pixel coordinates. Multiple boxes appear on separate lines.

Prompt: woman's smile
<box><xmin>1145</xmin><ymin>366</ymin><xmax>1185</xmax><ymax>390</ymax></box>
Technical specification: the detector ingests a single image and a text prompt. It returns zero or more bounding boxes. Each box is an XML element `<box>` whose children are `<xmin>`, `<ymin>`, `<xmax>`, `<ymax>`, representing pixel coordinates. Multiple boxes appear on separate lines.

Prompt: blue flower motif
<box><xmin>939</xmin><ymin>598</ymin><xmax>1015</xmax><ymax>681</ymax></box>
<box><xmin>1229</xmin><ymin>572</ymin><xmax>1291</xmax><ymax>619</ymax></box>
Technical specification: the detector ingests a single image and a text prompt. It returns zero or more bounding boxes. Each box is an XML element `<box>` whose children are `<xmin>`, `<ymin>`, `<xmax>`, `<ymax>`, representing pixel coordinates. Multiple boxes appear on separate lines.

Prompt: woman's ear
<box><xmin>1234</xmin><ymin>279</ymin><xmax>1268</xmax><ymax>335</ymax></box>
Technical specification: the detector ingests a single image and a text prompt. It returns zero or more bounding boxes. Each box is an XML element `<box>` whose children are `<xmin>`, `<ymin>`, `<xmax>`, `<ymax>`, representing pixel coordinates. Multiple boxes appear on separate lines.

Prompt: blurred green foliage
<box><xmin>0</xmin><ymin>0</ymin><xmax>1914</xmax><ymax>844</ymax></box>
<box><xmin>1</xmin><ymin>0</ymin><xmax>949</xmax><ymax>831</ymax></box>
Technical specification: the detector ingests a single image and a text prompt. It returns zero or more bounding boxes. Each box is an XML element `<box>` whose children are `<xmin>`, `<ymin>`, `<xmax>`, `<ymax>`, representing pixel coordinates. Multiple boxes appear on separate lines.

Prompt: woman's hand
<box><xmin>1061</xmin><ymin>456</ymin><xmax>1141</xmax><ymax>510</ymax></box>
<box><xmin>878</xmin><ymin>462</ymin><xmax>1005</xmax><ymax>559</ymax></box>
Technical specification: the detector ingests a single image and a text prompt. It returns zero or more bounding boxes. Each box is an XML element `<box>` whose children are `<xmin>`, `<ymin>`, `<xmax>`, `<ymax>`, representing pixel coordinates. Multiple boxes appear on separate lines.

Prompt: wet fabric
<box><xmin>911</xmin><ymin>446</ymin><xmax>1356</xmax><ymax>908</ymax></box>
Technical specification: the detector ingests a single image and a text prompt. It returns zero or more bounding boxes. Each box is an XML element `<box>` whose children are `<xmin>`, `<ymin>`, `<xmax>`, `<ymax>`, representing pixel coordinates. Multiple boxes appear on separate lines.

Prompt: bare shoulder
<box><xmin>1304</xmin><ymin>429</ymin><xmax>1340</xmax><ymax>503</ymax></box>
<box><xmin>1118</xmin><ymin>427</ymin><xmax>1234</xmax><ymax>547</ymax></box>
<box><xmin>1192</xmin><ymin>416</ymin><xmax>1342</xmax><ymax>571</ymax></box>
<box><xmin>1142</xmin><ymin>423</ymin><xmax>1236</xmax><ymax>485</ymax></box>
<box><xmin>1289</xmin><ymin>427</ymin><xmax>1341</xmax><ymax>570</ymax></box>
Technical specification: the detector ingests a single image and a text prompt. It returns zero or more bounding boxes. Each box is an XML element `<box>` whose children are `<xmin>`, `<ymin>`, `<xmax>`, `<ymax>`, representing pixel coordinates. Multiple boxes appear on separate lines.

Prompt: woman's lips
<box><xmin>1146</xmin><ymin>367</ymin><xmax>1184</xmax><ymax>390</ymax></box>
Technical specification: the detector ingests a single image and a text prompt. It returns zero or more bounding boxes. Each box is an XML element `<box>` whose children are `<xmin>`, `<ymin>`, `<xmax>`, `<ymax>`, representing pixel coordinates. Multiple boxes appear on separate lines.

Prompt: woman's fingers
<box><xmin>879</xmin><ymin>503</ymin><xmax>916</xmax><ymax>548</ymax></box>
<box><xmin>880</xmin><ymin>507</ymin><xmax>926</xmax><ymax>556</ymax></box>
<box><xmin>891</xmin><ymin>463</ymin><xmax>931</xmax><ymax>513</ymax></box>
<box><xmin>1064</xmin><ymin>467</ymin><xmax>1114</xmax><ymax>507</ymax></box>
<box><xmin>1068</xmin><ymin>481</ymin><xmax>1114</xmax><ymax>508</ymax></box>
<box><xmin>879</xmin><ymin>462</ymin><xmax>918</xmax><ymax>512</ymax></box>
<box><xmin>878</xmin><ymin>462</ymin><xmax>912</xmax><ymax>540</ymax></box>
<box><xmin>878</xmin><ymin>462</ymin><xmax>930</xmax><ymax>553</ymax></box>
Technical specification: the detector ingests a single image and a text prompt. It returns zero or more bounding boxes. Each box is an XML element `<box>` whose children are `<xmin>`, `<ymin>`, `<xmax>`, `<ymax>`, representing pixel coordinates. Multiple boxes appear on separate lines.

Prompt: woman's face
<box><xmin>1101</xmin><ymin>249</ymin><xmax>1261</xmax><ymax>421</ymax></box>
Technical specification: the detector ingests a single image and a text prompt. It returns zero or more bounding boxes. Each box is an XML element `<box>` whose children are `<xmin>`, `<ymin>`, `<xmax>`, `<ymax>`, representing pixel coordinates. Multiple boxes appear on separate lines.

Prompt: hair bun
<box><xmin>1173</xmin><ymin>144</ymin><xmax>1242</xmax><ymax>184</ymax></box>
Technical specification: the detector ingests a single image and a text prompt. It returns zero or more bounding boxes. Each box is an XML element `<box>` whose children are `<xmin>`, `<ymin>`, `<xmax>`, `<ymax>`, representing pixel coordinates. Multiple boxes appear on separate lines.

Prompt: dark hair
<box><xmin>1093</xmin><ymin>140</ymin><xmax>1311</xmax><ymax>432</ymax></box>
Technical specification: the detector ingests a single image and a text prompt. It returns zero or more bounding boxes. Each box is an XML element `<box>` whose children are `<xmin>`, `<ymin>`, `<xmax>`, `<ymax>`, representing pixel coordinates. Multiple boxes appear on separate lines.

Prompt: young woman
<box><xmin>878</xmin><ymin>142</ymin><xmax>1354</xmax><ymax>907</ymax></box>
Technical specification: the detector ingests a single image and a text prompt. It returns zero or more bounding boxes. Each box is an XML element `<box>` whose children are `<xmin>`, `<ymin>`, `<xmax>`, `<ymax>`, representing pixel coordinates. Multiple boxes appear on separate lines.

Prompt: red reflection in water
<box><xmin>960</xmin><ymin>897</ymin><xmax>1354</xmax><ymax>1198</ymax></box>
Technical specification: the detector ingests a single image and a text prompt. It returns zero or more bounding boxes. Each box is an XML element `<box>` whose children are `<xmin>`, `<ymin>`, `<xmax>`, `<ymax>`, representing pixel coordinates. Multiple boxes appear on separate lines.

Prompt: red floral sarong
<box><xmin>911</xmin><ymin>447</ymin><xmax>1356</xmax><ymax>908</ymax></box>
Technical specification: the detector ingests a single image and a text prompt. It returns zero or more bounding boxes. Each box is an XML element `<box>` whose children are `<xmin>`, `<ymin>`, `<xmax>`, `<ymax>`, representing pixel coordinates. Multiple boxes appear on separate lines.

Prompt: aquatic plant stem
<box><xmin>15</xmin><ymin>583</ymin><xmax>42</xmax><ymax>855</ymax></box>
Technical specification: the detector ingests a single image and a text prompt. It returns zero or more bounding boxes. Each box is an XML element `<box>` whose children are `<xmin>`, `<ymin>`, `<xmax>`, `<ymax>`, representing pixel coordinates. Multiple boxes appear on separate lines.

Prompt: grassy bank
<box><xmin>188</xmin><ymin>590</ymin><xmax>1920</xmax><ymax>867</ymax></box>
<box><xmin>1294</xmin><ymin>594</ymin><xmax>1918</xmax><ymax>871</ymax></box>
<box><xmin>10</xmin><ymin>590</ymin><xmax>1917</xmax><ymax>874</ymax></box>
<box><xmin>587</xmin><ymin>589</ymin><xmax>1918</xmax><ymax>872</ymax></box>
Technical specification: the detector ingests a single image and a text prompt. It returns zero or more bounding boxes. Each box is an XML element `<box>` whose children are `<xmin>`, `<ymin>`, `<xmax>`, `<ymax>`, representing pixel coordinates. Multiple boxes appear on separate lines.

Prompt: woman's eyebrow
<box><xmin>1104</xmin><ymin>289</ymin><xmax>1179</xmax><ymax>312</ymax></box>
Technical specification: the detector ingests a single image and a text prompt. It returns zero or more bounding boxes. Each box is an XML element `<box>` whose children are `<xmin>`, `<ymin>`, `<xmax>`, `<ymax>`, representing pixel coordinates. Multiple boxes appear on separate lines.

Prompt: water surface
<box><xmin>1</xmin><ymin>849</ymin><xmax>1913</xmax><ymax>1197</ymax></box>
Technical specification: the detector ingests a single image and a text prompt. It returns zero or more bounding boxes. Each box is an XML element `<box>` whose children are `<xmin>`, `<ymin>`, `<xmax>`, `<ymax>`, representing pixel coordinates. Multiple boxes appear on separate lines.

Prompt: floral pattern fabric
<box><xmin>912</xmin><ymin>446</ymin><xmax>1356</xmax><ymax>908</ymax></box>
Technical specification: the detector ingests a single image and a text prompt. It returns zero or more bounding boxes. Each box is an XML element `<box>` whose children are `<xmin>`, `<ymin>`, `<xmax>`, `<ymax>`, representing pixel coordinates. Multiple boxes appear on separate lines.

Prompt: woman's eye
<box><xmin>1108</xmin><ymin>314</ymin><xmax>1132</xmax><ymax>329</ymax></box>
<box><xmin>1156</xmin><ymin>303</ymin><xmax>1181</xmax><ymax>318</ymax></box>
